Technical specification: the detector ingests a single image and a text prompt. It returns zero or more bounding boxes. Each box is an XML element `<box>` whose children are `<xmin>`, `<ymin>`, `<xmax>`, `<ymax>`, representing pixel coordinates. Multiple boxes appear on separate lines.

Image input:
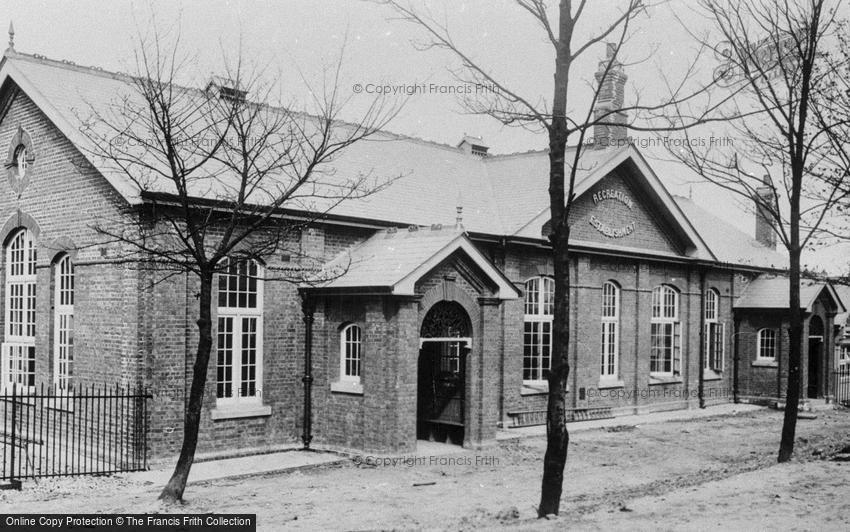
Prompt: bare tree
<box><xmin>77</xmin><ymin>32</ymin><xmax>400</xmax><ymax>502</ymax></box>
<box><xmin>662</xmin><ymin>0</ymin><xmax>850</xmax><ymax>462</ymax></box>
<box><xmin>375</xmin><ymin>0</ymin><xmax>722</xmax><ymax>516</ymax></box>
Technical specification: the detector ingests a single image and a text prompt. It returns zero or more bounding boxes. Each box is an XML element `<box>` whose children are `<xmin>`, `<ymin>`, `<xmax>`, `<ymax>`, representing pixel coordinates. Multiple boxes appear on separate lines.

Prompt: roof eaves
<box><xmin>1</xmin><ymin>56</ymin><xmax>143</xmax><ymax>205</ymax></box>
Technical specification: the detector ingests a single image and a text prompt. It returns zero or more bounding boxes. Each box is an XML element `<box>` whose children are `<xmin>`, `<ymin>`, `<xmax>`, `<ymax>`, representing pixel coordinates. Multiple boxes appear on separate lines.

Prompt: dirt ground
<box><xmin>2</xmin><ymin>406</ymin><xmax>850</xmax><ymax>531</ymax></box>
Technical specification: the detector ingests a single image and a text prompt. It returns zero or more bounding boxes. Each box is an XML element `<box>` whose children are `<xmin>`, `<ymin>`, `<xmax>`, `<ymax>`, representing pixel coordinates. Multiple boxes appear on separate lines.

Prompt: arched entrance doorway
<box><xmin>808</xmin><ymin>316</ymin><xmax>824</xmax><ymax>399</ymax></box>
<box><xmin>418</xmin><ymin>301</ymin><xmax>472</xmax><ymax>445</ymax></box>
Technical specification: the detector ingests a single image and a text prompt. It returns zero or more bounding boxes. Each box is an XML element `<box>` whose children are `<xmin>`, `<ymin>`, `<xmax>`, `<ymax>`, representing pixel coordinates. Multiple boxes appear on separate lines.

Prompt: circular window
<box><xmin>6</xmin><ymin>127</ymin><xmax>34</xmax><ymax>193</ymax></box>
<box><xmin>13</xmin><ymin>144</ymin><xmax>28</xmax><ymax>179</ymax></box>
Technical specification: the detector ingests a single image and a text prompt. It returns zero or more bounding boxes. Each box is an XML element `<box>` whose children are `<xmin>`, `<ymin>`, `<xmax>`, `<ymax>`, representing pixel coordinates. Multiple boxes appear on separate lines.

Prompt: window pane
<box><xmin>523</xmin><ymin>321</ymin><xmax>538</xmax><ymax>381</ymax></box>
<box><xmin>542</xmin><ymin>278</ymin><xmax>554</xmax><ymax>316</ymax></box>
<box><xmin>240</xmin><ymin>317</ymin><xmax>257</xmax><ymax>397</ymax></box>
<box><xmin>343</xmin><ymin>325</ymin><xmax>362</xmax><ymax>378</ymax></box>
<box><xmin>524</xmin><ymin>278</ymin><xmax>539</xmax><ymax>315</ymax></box>
<box><xmin>216</xmin><ymin>317</ymin><xmax>233</xmax><ymax>398</ymax></box>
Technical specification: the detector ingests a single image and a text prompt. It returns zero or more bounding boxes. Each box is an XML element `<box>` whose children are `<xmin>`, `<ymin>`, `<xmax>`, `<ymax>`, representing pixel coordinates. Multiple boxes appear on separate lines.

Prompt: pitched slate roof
<box><xmin>832</xmin><ymin>284</ymin><xmax>850</xmax><ymax>328</ymax></box>
<box><xmin>734</xmin><ymin>276</ymin><xmax>846</xmax><ymax>312</ymax></box>
<box><xmin>483</xmin><ymin>146</ymin><xmax>620</xmax><ymax>235</ymax></box>
<box><xmin>0</xmin><ymin>50</ymin><xmax>787</xmax><ymax>271</ymax></box>
<box><xmin>315</xmin><ymin>225</ymin><xmax>519</xmax><ymax>298</ymax></box>
<box><xmin>673</xmin><ymin>196</ymin><xmax>787</xmax><ymax>269</ymax></box>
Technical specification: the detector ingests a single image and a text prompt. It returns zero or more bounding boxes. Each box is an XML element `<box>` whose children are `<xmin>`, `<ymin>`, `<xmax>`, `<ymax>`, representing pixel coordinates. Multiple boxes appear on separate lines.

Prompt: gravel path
<box><xmin>2</xmin><ymin>406</ymin><xmax>849</xmax><ymax>531</ymax></box>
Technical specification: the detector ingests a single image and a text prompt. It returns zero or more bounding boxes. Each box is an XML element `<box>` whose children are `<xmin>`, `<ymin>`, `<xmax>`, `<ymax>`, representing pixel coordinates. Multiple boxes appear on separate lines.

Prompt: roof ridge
<box><xmin>6</xmin><ymin>50</ymin><xmax>142</xmax><ymax>84</ymax></box>
<box><xmin>4</xmin><ymin>50</ymin><xmax>496</xmax><ymax>156</ymax></box>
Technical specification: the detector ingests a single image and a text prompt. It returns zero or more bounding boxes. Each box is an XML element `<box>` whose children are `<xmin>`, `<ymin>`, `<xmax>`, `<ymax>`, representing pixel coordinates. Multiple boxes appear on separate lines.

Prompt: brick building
<box><xmin>0</xmin><ymin>42</ymin><xmax>845</xmax><ymax>460</ymax></box>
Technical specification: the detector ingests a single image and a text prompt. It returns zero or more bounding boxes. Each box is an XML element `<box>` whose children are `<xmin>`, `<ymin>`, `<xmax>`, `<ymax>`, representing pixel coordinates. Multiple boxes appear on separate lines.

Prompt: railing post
<box><xmin>8</xmin><ymin>383</ymin><xmax>21</xmax><ymax>489</ymax></box>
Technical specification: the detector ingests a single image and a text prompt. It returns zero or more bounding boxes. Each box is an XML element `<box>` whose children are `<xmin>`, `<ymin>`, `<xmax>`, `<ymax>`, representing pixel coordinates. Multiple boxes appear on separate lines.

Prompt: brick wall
<box><xmin>568</xmin><ymin>172</ymin><xmax>683</xmax><ymax>254</ymax></box>
<box><xmin>0</xmin><ymin>88</ymin><xmax>141</xmax><ymax>393</ymax></box>
<box><xmin>498</xmin><ymin>241</ymin><xmax>742</xmax><ymax>420</ymax></box>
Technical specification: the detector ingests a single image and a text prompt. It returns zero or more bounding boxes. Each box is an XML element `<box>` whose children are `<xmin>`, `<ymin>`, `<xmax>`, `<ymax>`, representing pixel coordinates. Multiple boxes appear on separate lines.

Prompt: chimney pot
<box><xmin>755</xmin><ymin>174</ymin><xmax>777</xmax><ymax>249</ymax></box>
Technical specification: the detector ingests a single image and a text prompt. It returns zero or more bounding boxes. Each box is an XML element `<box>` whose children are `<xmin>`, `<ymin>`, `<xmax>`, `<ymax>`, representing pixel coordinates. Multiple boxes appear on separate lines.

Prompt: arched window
<box><xmin>523</xmin><ymin>276</ymin><xmax>554</xmax><ymax>382</ymax></box>
<box><xmin>340</xmin><ymin>324</ymin><xmax>362</xmax><ymax>382</ymax></box>
<box><xmin>216</xmin><ymin>258</ymin><xmax>263</xmax><ymax>404</ymax></box>
<box><xmin>704</xmin><ymin>288</ymin><xmax>724</xmax><ymax>371</ymax></box>
<box><xmin>650</xmin><ymin>285</ymin><xmax>681</xmax><ymax>376</ymax></box>
<box><xmin>757</xmin><ymin>329</ymin><xmax>777</xmax><ymax>360</ymax></box>
<box><xmin>54</xmin><ymin>255</ymin><xmax>74</xmax><ymax>391</ymax></box>
<box><xmin>3</xmin><ymin>229</ymin><xmax>37</xmax><ymax>389</ymax></box>
<box><xmin>601</xmin><ymin>282</ymin><xmax>620</xmax><ymax>379</ymax></box>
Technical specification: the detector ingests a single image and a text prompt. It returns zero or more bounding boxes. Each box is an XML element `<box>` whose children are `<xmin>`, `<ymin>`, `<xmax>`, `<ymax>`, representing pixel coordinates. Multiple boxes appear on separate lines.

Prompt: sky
<box><xmin>1</xmin><ymin>0</ymin><xmax>848</xmax><ymax>272</ymax></box>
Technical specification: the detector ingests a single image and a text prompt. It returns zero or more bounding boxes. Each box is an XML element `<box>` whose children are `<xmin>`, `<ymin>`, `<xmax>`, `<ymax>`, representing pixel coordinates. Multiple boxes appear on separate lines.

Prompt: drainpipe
<box><xmin>733</xmin><ymin>318</ymin><xmax>740</xmax><ymax>403</ymax></box>
<box><xmin>731</xmin><ymin>271</ymin><xmax>739</xmax><ymax>404</ymax></box>
<box><xmin>698</xmin><ymin>270</ymin><xmax>706</xmax><ymax>408</ymax></box>
<box><xmin>498</xmin><ymin>237</ymin><xmax>507</xmax><ymax>426</ymax></box>
<box><xmin>300</xmin><ymin>291</ymin><xmax>315</xmax><ymax>449</ymax></box>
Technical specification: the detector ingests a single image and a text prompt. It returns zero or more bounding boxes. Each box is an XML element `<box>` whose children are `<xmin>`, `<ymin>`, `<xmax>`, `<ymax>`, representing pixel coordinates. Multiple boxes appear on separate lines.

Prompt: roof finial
<box><xmin>6</xmin><ymin>21</ymin><xmax>14</xmax><ymax>54</ymax></box>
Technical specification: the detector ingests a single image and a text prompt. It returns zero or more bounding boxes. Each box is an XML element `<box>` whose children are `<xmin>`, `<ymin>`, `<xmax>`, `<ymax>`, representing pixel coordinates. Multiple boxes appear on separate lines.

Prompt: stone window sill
<box><xmin>521</xmin><ymin>381</ymin><xmax>551</xmax><ymax>396</ymax></box>
<box><xmin>702</xmin><ymin>370</ymin><xmax>723</xmax><ymax>381</ymax></box>
<box><xmin>46</xmin><ymin>396</ymin><xmax>75</xmax><ymax>412</ymax></box>
<box><xmin>597</xmin><ymin>378</ymin><xmax>625</xmax><ymax>389</ymax></box>
<box><xmin>331</xmin><ymin>380</ymin><xmax>364</xmax><ymax>395</ymax></box>
<box><xmin>752</xmin><ymin>359</ymin><xmax>778</xmax><ymax>368</ymax></box>
<box><xmin>649</xmin><ymin>375</ymin><xmax>683</xmax><ymax>386</ymax></box>
<box><xmin>210</xmin><ymin>403</ymin><xmax>272</xmax><ymax>421</ymax></box>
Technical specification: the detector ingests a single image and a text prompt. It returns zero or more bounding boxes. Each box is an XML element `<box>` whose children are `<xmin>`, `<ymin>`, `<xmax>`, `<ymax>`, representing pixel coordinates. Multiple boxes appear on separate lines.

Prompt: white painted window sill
<box><xmin>521</xmin><ymin>381</ymin><xmax>550</xmax><ymax>395</ymax></box>
<box><xmin>210</xmin><ymin>403</ymin><xmax>272</xmax><ymax>420</ymax></box>
<box><xmin>702</xmin><ymin>370</ymin><xmax>723</xmax><ymax>381</ymax></box>
<box><xmin>597</xmin><ymin>378</ymin><xmax>625</xmax><ymax>389</ymax></box>
<box><xmin>649</xmin><ymin>375</ymin><xmax>682</xmax><ymax>385</ymax></box>
<box><xmin>331</xmin><ymin>381</ymin><xmax>364</xmax><ymax>395</ymax></box>
<box><xmin>752</xmin><ymin>359</ymin><xmax>778</xmax><ymax>368</ymax></box>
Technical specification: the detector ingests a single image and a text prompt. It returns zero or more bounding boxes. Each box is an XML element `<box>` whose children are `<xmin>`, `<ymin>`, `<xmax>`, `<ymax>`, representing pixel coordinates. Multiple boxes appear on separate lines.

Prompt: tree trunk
<box><xmin>779</xmin><ymin>246</ymin><xmax>803</xmax><ymax>462</ymax></box>
<box><xmin>538</xmin><ymin>223</ymin><xmax>571</xmax><ymax>517</ymax></box>
<box><xmin>538</xmin><ymin>1</ymin><xmax>572</xmax><ymax>516</ymax></box>
<box><xmin>159</xmin><ymin>271</ymin><xmax>215</xmax><ymax>502</ymax></box>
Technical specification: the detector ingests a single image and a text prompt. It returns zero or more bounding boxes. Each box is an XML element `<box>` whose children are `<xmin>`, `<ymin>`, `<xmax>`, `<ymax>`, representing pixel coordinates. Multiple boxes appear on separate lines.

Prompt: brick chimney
<box><xmin>593</xmin><ymin>43</ymin><xmax>629</xmax><ymax>148</ymax></box>
<box><xmin>755</xmin><ymin>174</ymin><xmax>777</xmax><ymax>249</ymax></box>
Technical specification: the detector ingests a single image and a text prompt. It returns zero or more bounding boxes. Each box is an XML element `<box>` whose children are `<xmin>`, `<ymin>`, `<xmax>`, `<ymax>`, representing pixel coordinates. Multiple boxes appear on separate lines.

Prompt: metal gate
<box><xmin>417</xmin><ymin>340</ymin><xmax>467</xmax><ymax>443</ymax></box>
<box><xmin>1</xmin><ymin>383</ymin><xmax>151</xmax><ymax>488</ymax></box>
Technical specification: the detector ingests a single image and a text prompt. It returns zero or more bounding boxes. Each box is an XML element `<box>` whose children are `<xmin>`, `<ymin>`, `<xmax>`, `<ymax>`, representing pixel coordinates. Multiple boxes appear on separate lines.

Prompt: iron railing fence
<box><xmin>834</xmin><ymin>365</ymin><xmax>850</xmax><ymax>407</ymax></box>
<box><xmin>1</xmin><ymin>382</ymin><xmax>151</xmax><ymax>488</ymax></box>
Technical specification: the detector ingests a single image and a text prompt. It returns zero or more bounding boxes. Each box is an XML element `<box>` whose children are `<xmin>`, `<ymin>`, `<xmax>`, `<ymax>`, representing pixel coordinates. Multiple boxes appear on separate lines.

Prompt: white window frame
<box><xmin>601</xmin><ymin>281</ymin><xmax>620</xmax><ymax>379</ymax></box>
<box><xmin>650</xmin><ymin>285</ymin><xmax>681</xmax><ymax>376</ymax></box>
<box><xmin>523</xmin><ymin>276</ymin><xmax>554</xmax><ymax>384</ymax></box>
<box><xmin>340</xmin><ymin>324</ymin><xmax>362</xmax><ymax>383</ymax></box>
<box><xmin>53</xmin><ymin>254</ymin><xmax>74</xmax><ymax>391</ymax></box>
<box><xmin>757</xmin><ymin>328</ymin><xmax>777</xmax><ymax>361</ymax></box>
<box><xmin>215</xmin><ymin>258</ymin><xmax>264</xmax><ymax>406</ymax></box>
<box><xmin>2</xmin><ymin>229</ymin><xmax>37</xmax><ymax>391</ymax></box>
<box><xmin>703</xmin><ymin>288</ymin><xmax>725</xmax><ymax>372</ymax></box>
<box><xmin>839</xmin><ymin>345</ymin><xmax>850</xmax><ymax>365</ymax></box>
